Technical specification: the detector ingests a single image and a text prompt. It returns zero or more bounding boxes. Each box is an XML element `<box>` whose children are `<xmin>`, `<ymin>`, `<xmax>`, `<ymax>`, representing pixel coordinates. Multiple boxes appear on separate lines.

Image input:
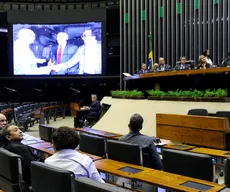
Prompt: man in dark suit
<box><xmin>1</xmin><ymin>124</ymin><xmax>39</xmax><ymax>186</ymax></box>
<box><xmin>154</xmin><ymin>57</ymin><xmax>171</xmax><ymax>72</ymax></box>
<box><xmin>79</xmin><ymin>94</ymin><xmax>101</xmax><ymax>127</ymax></box>
<box><xmin>174</xmin><ymin>56</ymin><xmax>191</xmax><ymax>71</ymax></box>
<box><xmin>138</xmin><ymin>64</ymin><xmax>149</xmax><ymax>74</ymax></box>
<box><xmin>119</xmin><ymin>114</ymin><xmax>163</xmax><ymax>170</ymax></box>
<box><xmin>49</xmin><ymin>32</ymin><xmax>78</xmax><ymax>75</ymax></box>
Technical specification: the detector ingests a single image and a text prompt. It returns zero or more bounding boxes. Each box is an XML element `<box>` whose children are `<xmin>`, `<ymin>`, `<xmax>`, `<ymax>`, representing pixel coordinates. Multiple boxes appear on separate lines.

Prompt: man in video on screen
<box><xmin>50</xmin><ymin>28</ymin><xmax>102</xmax><ymax>75</ymax></box>
<box><xmin>13</xmin><ymin>28</ymin><xmax>46</xmax><ymax>75</ymax></box>
<box><xmin>49</xmin><ymin>32</ymin><xmax>78</xmax><ymax>75</ymax></box>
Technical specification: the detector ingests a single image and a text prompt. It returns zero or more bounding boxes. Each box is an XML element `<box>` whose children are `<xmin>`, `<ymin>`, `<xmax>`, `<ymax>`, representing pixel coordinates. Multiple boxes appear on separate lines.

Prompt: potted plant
<box><xmin>111</xmin><ymin>89</ymin><xmax>145</xmax><ymax>99</ymax></box>
<box><xmin>147</xmin><ymin>89</ymin><xmax>166</xmax><ymax>100</ymax></box>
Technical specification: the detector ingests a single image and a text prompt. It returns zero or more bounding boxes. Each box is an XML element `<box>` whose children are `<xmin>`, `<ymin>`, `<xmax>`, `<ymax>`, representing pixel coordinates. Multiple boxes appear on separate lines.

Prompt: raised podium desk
<box><xmin>125</xmin><ymin>67</ymin><xmax>230</xmax><ymax>81</ymax></box>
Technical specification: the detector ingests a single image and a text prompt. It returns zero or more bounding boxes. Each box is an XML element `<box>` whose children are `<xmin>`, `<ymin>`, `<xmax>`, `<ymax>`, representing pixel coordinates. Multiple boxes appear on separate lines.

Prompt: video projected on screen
<box><xmin>13</xmin><ymin>22</ymin><xmax>102</xmax><ymax>75</ymax></box>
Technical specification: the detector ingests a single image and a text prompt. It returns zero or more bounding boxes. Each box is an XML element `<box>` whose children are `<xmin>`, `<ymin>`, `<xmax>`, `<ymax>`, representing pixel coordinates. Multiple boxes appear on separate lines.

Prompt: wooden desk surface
<box><xmin>134</xmin><ymin>170</ymin><xmax>226</xmax><ymax>192</ymax></box>
<box><xmin>95</xmin><ymin>159</ymin><xmax>226</xmax><ymax>192</ymax></box>
<box><xmin>163</xmin><ymin>144</ymin><xmax>196</xmax><ymax>151</ymax></box>
<box><xmin>94</xmin><ymin>159</ymin><xmax>154</xmax><ymax>179</ymax></box>
<box><xmin>124</xmin><ymin>67</ymin><xmax>230</xmax><ymax>81</ymax></box>
<box><xmin>75</xmin><ymin>128</ymin><xmax>123</xmax><ymax>139</ymax></box>
<box><xmin>189</xmin><ymin>147</ymin><xmax>230</xmax><ymax>158</ymax></box>
<box><xmin>27</xmin><ymin>142</ymin><xmax>102</xmax><ymax>161</ymax></box>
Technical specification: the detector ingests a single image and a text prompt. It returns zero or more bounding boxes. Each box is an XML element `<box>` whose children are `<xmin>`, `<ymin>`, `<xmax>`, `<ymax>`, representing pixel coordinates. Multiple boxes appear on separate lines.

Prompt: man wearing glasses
<box><xmin>0</xmin><ymin>113</ymin><xmax>7</xmax><ymax>130</ymax></box>
<box><xmin>51</xmin><ymin>28</ymin><xmax>102</xmax><ymax>75</ymax></box>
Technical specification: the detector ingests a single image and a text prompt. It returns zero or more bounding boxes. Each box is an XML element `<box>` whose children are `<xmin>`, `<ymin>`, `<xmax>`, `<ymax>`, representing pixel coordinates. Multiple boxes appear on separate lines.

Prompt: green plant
<box><xmin>178</xmin><ymin>90</ymin><xmax>193</xmax><ymax>97</ymax></box>
<box><xmin>192</xmin><ymin>89</ymin><xmax>204</xmax><ymax>98</ymax></box>
<box><xmin>146</xmin><ymin>89</ymin><xmax>166</xmax><ymax>97</ymax></box>
<box><xmin>166</xmin><ymin>89</ymin><xmax>180</xmax><ymax>97</ymax></box>
<box><xmin>204</xmin><ymin>89</ymin><xmax>215</xmax><ymax>97</ymax></box>
<box><xmin>213</xmin><ymin>88</ymin><xmax>228</xmax><ymax>97</ymax></box>
<box><xmin>111</xmin><ymin>90</ymin><xmax>144</xmax><ymax>97</ymax></box>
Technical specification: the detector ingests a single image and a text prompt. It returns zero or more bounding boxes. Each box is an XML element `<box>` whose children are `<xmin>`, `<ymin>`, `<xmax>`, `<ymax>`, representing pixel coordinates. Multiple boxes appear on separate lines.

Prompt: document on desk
<box><xmin>123</xmin><ymin>73</ymin><xmax>131</xmax><ymax>77</ymax></box>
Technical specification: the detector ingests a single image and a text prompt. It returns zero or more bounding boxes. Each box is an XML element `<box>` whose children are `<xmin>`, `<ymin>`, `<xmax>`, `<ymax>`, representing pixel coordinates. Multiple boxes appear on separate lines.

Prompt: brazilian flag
<box><xmin>148</xmin><ymin>34</ymin><xmax>154</xmax><ymax>71</ymax></box>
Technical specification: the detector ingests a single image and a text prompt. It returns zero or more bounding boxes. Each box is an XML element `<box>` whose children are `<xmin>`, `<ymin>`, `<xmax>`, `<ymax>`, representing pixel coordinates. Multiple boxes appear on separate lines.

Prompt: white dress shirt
<box><xmin>205</xmin><ymin>57</ymin><xmax>213</xmax><ymax>65</ymax></box>
<box><xmin>45</xmin><ymin>149</ymin><xmax>105</xmax><ymax>183</ymax></box>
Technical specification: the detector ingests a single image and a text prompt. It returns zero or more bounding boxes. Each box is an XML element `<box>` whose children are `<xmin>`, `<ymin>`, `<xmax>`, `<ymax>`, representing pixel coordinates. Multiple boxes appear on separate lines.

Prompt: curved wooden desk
<box><xmin>125</xmin><ymin>67</ymin><xmax>230</xmax><ymax>81</ymax></box>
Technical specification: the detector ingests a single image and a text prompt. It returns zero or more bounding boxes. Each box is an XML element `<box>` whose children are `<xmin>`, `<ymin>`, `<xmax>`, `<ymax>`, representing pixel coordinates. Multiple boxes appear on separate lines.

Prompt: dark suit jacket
<box><xmin>154</xmin><ymin>64</ymin><xmax>171</xmax><ymax>72</ymax></box>
<box><xmin>89</xmin><ymin>100</ymin><xmax>101</xmax><ymax>117</ymax></box>
<box><xmin>3</xmin><ymin>140</ymin><xmax>38</xmax><ymax>186</ymax></box>
<box><xmin>51</xmin><ymin>43</ymin><xmax>78</xmax><ymax>64</ymax></box>
<box><xmin>138</xmin><ymin>70</ymin><xmax>149</xmax><ymax>74</ymax></box>
<box><xmin>174</xmin><ymin>63</ymin><xmax>191</xmax><ymax>71</ymax></box>
<box><xmin>220</xmin><ymin>58</ymin><xmax>230</xmax><ymax>67</ymax></box>
<box><xmin>119</xmin><ymin>132</ymin><xmax>163</xmax><ymax>170</ymax></box>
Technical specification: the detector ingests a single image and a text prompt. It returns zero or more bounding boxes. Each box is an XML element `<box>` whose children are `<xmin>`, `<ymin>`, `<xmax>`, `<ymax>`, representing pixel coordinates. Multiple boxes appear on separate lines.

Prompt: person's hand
<box><xmin>37</xmin><ymin>58</ymin><xmax>46</xmax><ymax>63</ymax></box>
<box><xmin>48</xmin><ymin>59</ymin><xmax>55</xmax><ymax>66</ymax></box>
<box><xmin>51</xmin><ymin>64</ymin><xmax>63</xmax><ymax>72</ymax></box>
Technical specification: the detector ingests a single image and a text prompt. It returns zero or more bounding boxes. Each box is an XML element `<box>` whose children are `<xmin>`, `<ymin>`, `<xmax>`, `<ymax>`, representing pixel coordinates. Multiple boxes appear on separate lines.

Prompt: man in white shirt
<box><xmin>13</xmin><ymin>28</ymin><xmax>46</xmax><ymax>75</ymax></box>
<box><xmin>51</xmin><ymin>28</ymin><xmax>102</xmax><ymax>75</ymax></box>
<box><xmin>45</xmin><ymin>126</ymin><xmax>105</xmax><ymax>183</ymax></box>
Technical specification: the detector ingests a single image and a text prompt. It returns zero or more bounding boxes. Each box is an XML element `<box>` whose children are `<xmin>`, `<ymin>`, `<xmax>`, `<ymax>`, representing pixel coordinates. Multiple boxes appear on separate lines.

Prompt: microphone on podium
<box><xmin>70</xmin><ymin>87</ymin><xmax>81</xmax><ymax>93</ymax></box>
<box><xmin>34</xmin><ymin>88</ymin><xmax>43</xmax><ymax>92</ymax></box>
<box><xmin>4</xmin><ymin>87</ymin><xmax>18</xmax><ymax>92</ymax></box>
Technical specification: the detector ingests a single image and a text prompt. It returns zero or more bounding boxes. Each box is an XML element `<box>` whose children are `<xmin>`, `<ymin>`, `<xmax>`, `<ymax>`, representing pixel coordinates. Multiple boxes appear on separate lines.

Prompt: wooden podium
<box><xmin>70</xmin><ymin>103</ymin><xmax>80</xmax><ymax>116</ymax></box>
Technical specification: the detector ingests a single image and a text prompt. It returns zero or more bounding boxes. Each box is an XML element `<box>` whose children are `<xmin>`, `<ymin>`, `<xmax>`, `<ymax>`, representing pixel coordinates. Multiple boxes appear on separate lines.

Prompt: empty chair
<box><xmin>75</xmin><ymin>177</ymin><xmax>132</xmax><ymax>192</ymax></box>
<box><xmin>106</xmin><ymin>140</ymin><xmax>143</xmax><ymax>166</ymax></box>
<box><xmin>187</xmin><ymin>109</ymin><xmax>208</xmax><ymax>116</ymax></box>
<box><xmin>31</xmin><ymin>161</ymin><xmax>76</xmax><ymax>192</ymax></box>
<box><xmin>0</xmin><ymin>148</ymin><xmax>29</xmax><ymax>192</ymax></box>
<box><xmin>79</xmin><ymin>133</ymin><xmax>106</xmax><ymax>157</ymax></box>
<box><xmin>39</xmin><ymin>124</ymin><xmax>57</xmax><ymax>142</ymax></box>
<box><xmin>163</xmin><ymin>149</ymin><xmax>214</xmax><ymax>181</ymax></box>
<box><xmin>216</xmin><ymin>111</ymin><xmax>230</xmax><ymax>124</ymax></box>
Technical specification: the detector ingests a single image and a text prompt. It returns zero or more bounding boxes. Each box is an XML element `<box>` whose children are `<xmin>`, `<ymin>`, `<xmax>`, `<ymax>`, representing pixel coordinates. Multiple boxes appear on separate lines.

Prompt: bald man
<box><xmin>154</xmin><ymin>57</ymin><xmax>171</xmax><ymax>72</ymax></box>
<box><xmin>0</xmin><ymin>113</ymin><xmax>7</xmax><ymax>130</ymax></box>
<box><xmin>14</xmin><ymin>28</ymin><xmax>46</xmax><ymax>75</ymax></box>
<box><xmin>49</xmin><ymin>32</ymin><xmax>78</xmax><ymax>75</ymax></box>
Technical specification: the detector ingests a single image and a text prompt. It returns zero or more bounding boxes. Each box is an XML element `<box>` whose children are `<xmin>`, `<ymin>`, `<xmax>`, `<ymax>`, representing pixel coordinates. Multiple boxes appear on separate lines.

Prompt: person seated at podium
<box><xmin>119</xmin><ymin>114</ymin><xmax>163</xmax><ymax>170</ymax></box>
<box><xmin>45</xmin><ymin>126</ymin><xmax>105</xmax><ymax>183</ymax></box>
<box><xmin>154</xmin><ymin>57</ymin><xmax>171</xmax><ymax>72</ymax></box>
<box><xmin>0</xmin><ymin>113</ymin><xmax>7</xmax><ymax>130</ymax></box>
<box><xmin>79</xmin><ymin>94</ymin><xmax>101</xmax><ymax>127</ymax></box>
<box><xmin>138</xmin><ymin>63</ymin><xmax>149</xmax><ymax>74</ymax></box>
<box><xmin>203</xmin><ymin>49</ymin><xmax>213</xmax><ymax>66</ymax></box>
<box><xmin>174</xmin><ymin>56</ymin><xmax>191</xmax><ymax>71</ymax></box>
<box><xmin>196</xmin><ymin>55</ymin><xmax>212</xmax><ymax>69</ymax></box>
<box><xmin>220</xmin><ymin>52</ymin><xmax>230</xmax><ymax>67</ymax></box>
<box><xmin>1</xmin><ymin>124</ymin><xmax>39</xmax><ymax>186</ymax></box>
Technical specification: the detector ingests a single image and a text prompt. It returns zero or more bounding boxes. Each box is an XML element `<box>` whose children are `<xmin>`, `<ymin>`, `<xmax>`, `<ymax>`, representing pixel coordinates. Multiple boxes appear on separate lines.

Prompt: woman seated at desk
<box><xmin>196</xmin><ymin>55</ymin><xmax>213</xmax><ymax>69</ymax></box>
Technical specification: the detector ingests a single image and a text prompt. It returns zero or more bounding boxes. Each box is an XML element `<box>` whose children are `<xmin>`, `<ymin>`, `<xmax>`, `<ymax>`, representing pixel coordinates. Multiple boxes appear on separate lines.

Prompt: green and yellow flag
<box><xmin>148</xmin><ymin>34</ymin><xmax>154</xmax><ymax>71</ymax></box>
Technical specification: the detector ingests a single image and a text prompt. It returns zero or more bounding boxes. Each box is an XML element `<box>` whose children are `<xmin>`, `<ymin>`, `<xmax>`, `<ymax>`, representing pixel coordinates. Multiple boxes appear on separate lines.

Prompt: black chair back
<box><xmin>225</xmin><ymin>158</ymin><xmax>230</xmax><ymax>187</ymax></box>
<box><xmin>39</xmin><ymin>124</ymin><xmax>57</xmax><ymax>142</ymax></box>
<box><xmin>106</xmin><ymin>140</ymin><xmax>143</xmax><ymax>166</ymax></box>
<box><xmin>163</xmin><ymin>149</ymin><xmax>213</xmax><ymax>181</ymax></box>
<box><xmin>79</xmin><ymin>133</ymin><xmax>106</xmax><ymax>157</ymax></box>
<box><xmin>187</xmin><ymin>109</ymin><xmax>208</xmax><ymax>116</ymax></box>
<box><xmin>75</xmin><ymin>177</ymin><xmax>132</xmax><ymax>192</ymax></box>
<box><xmin>0</xmin><ymin>148</ymin><xmax>27</xmax><ymax>192</ymax></box>
<box><xmin>216</xmin><ymin>111</ymin><xmax>230</xmax><ymax>124</ymax></box>
<box><xmin>31</xmin><ymin>162</ymin><xmax>75</xmax><ymax>192</ymax></box>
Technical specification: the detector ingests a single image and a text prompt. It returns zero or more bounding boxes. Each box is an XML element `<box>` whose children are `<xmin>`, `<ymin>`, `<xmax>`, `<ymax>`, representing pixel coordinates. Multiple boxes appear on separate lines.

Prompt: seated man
<box><xmin>220</xmin><ymin>52</ymin><xmax>230</xmax><ymax>67</ymax></box>
<box><xmin>174</xmin><ymin>56</ymin><xmax>191</xmax><ymax>71</ymax></box>
<box><xmin>154</xmin><ymin>57</ymin><xmax>171</xmax><ymax>72</ymax></box>
<box><xmin>79</xmin><ymin>94</ymin><xmax>101</xmax><ymax>127</ymax></box>
<box><xmin>119</xmin><ymin>114</ymin><xmax>163</xmax><ymax>170</ymax></box>
<box><xmin>138</xmin><ymin>64</ymin><xmax>149</xmax><ymax>74</ymax></box>
<box><xmin>1</xmin><ymin>124</ymin><xmax>39</xmax><ymax>186</ymax></box>
<box><xmin>45</xmin><ymin>126</ymin><xmax>105</xmax><ymax>183</ymax></box>
<box><xmin>0</xmin><ymin>113</ymin><xmax>7</xmax><ymax>130</ymax></box>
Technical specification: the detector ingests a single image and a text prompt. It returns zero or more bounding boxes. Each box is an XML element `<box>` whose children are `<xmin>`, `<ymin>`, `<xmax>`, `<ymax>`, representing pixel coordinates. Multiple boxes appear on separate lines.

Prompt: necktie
<box><xmin>57</xmin><ymin>45</ymin><xmax>62</xmax><ymax>64</ymax></box>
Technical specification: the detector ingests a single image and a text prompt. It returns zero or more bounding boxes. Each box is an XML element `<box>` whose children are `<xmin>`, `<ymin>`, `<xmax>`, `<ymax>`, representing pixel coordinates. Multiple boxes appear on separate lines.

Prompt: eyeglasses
<box><xmin>0</xmin><ymin>119</ymin><xmax>7</xmax><ymax>123</ymax></box>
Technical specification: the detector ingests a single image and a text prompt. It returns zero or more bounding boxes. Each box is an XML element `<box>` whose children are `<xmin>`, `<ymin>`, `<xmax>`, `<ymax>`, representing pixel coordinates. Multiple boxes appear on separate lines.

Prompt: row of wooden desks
<box><xmin>21</xmin><ymin>133</ymin><xmax>228</xmax><ymax>191</ymax></box>
<box><xmin>94</xmin><ymin>159</ymin><xmax>226</xmax><ymax>192</ymax></box>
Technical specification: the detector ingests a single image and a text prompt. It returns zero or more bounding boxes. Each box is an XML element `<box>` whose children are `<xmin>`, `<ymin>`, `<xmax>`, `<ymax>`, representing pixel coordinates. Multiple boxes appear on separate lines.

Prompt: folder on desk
<box><xmin>123</xmin><ymin>73</ymin><xmax>131</xmax><ymax>77</ymax></box>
